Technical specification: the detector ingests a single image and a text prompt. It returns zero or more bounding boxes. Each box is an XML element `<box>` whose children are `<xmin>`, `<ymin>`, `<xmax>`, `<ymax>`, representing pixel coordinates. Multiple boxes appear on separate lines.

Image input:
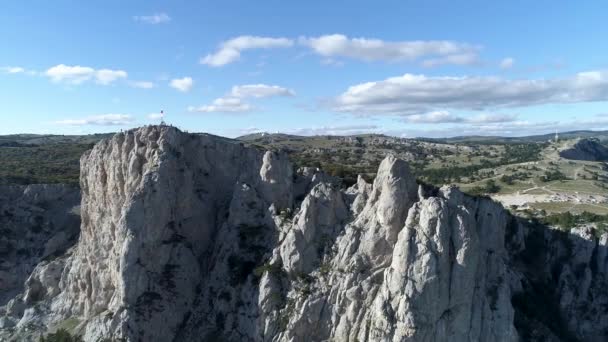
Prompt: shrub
<box><xmin>40</xmin><ymin>329</ymin><xmax>83</xmax><ymax>342</ymax></box>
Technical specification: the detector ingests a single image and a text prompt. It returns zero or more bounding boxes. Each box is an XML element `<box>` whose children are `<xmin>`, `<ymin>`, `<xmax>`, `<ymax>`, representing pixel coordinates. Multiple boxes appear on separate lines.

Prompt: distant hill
<box><xmin>2</xmin><ymin>128</ymin><xmax>608</xmax><ymax>186</ymax></box>
<box><xmin>419</xmin><ymin>130</ymin><xmax>608</xmax><ymax>144</ymax></box>
<box><xmin>559</xmin><ymin>138</ymin><xmax>608</xmax><ymax>161</ymax></box>
<box><xmin>0</xmin><ymin>133</ymin><xmax>112</xmax><ymax>146</ymax></box>
<box><xmin>0</xmin><ymin>133</ymin><xmax>111</xmax><ymax>185</ymax></box>
<box><xmin>238</xmin><ymin>130</ymin><xmax>608</xmax><ymax>145</ymax></box>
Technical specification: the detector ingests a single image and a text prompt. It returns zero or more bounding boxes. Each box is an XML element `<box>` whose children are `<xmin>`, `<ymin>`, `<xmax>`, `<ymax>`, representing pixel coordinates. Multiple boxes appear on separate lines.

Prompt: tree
<box><xmin>484</xmin><ymin>179</ymin><xmax>501</xmax><ymax>193</ymax></box>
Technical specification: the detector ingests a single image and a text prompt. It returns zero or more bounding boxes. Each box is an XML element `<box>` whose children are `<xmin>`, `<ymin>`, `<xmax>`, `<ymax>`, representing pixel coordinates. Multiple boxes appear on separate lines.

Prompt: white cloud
<box><xmin>331</xmin><ymin>71</ymin><xmax>608</xmax><ymax>116</ymax></box>
<box><xmin>189</xmin><ymin>83</ymin><xmax>295</xmax><ymax>114</ymax></box>
<box><xmin>500</xmin><ymin>57</ymin><xmax>515</xmax><ymax>69</ymax></box>
<box><xmin>45</xmin><ymin>65</ymin><xmax>95</xmax><ymax>84</ymax></box>
<box><xmin>133</xmin><ymin>13</ymin><xmax>171</xmax><ymax>24</ymax></box>
<box><xmin>45</xmin><ymin>64</ymin><xmax>127</xmax><ymax>85</ymax></box>
<box><xmin>188</xmin><ymin>97</ymin><xmax>253</xmax><ymax>113</ymax></box>
<box><xmin>201</xmin><ymin>36</ymin><xmax>294</xmax><ymax>67</ymax></box>
<box><xmin>1</xmin><ymin>66</ymin><xmax>25</xmax><ymax>74</ymax></box>
<box><xmin>300</xmin><ymin>34</ymin><xmax>479</xmax><ymax>64</ymax></box>
<box><xmin>129</xmin><ymin>81</ymin><xmax>155</xmax><ymax>89</ymax></box>
<box><xmin>95</xmin><ymin>69</ymin><xmax>128</xmax><ymax>85</ymax></box>
<box><xmin>230</xmin><ymin>84</ymin><xmax>295</xmax><ymax>98</ymax></box>
<box><xmin>54</xmin><ymin>114</ymin><xmax>133</xmax><ymax>126</ymax></box>
<box><xmin>169</xmin><ymin>77</ymin><xmax>193</xmax><ymax>92</ymax></box>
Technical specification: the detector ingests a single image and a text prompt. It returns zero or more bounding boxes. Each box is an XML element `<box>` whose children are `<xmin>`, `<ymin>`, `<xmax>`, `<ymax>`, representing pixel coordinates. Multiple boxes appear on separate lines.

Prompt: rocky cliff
<box><xmin>1</xmin><ymin>126</ymin><xmax>607</xmax><ymax>341</ymax></box>
<box><xmin>559</xmin><ymin>138</ymin><xmax>608</xmax><ymax>161</ymax></box>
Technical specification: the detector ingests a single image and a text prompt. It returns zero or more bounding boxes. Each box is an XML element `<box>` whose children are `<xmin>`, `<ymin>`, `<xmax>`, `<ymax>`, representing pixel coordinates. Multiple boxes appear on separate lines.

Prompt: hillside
<box><xmin>0</xmin><ymin>133</ymin><xmax>110</xmax><ymax>185</ymax></box>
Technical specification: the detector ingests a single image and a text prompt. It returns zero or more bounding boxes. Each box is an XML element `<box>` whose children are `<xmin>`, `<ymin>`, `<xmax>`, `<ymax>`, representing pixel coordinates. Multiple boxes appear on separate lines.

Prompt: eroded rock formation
<box><xmin>1</xmin><ymin>126</ymin><xmax>607</xmax><ymax>341</ymax></box>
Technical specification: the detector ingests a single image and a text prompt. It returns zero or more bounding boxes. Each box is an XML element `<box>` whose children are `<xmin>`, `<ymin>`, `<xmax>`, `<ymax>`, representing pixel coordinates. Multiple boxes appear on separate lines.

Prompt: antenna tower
<box><xmin>160</xmin><ymin>110</ymin><xmax>166</xmax><ymax>126</ymax></box>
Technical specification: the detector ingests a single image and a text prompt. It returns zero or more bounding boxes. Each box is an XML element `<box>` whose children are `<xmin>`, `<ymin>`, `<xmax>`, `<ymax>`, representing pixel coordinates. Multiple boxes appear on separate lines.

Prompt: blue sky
<box><xmin>1</xmin><ymin>1</ymin><xmax>608</xmax><ymax>137</ymax></box>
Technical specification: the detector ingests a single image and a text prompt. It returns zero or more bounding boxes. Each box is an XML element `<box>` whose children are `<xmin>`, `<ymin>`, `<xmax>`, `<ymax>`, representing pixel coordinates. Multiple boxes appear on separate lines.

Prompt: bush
<box><xmin>541</xmin><ymin>170</ymin><xmax>568</xmax><ymax>182</ymax></box>
<box><xmin>40</xmin><ymin>329</ymin><xmax>83</xmax><ymax>342</ymax></box>
<box><xmin>541</xmin><ymin>211</ymin><xmax>608</xmax><ymax>233</ymax></box>
<box><xmin>484</xmin><ymin>179</ymin><xmax>501</xmax><ymax>193</ymax></box>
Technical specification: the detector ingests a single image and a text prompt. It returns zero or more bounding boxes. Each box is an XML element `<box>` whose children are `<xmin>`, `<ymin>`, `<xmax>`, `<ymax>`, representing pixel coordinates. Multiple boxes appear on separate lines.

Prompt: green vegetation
<box><xmin>39</xmin><ymin>329</ymin><xmax>83</xmax><ymax>342</ymax></box>
<box><xmin>501</xmin><ymin>144</ymin><xmax>544</xmax><ymax>164</ymax></box>
<box><xmin>541</xmin><ymin>169</ymin><xmax>568</xmax><ymax>182</ymax></box>
<box><xmin>540</xmin><ymin>211</ymin><xmax>608</xmax><ymax>232</ymax></box>
<box><xmin>0</xmin><ymin>143</ymin><xmax>94</xmax><ymax>185</ymax></box>
<box><xmin>421</xmin><ymin>160</ymin><xmax>497</xmax><ymax>184</ymax></box>
<box><xmin>419</xmin><ymin>144</ymin><xmax>542</xmax><ymax>185</ymax></box>
<box><xmin>531</xmin><ymin>202</ymin><xmax>608</xmax><ymax>216</ymax></box>
<box><xmin>253</xmin><ymin>262</ymin><xmax>283</xmax><ymax>278</ymax></box>
<box><xmin>466</xmin><ymin>179</ymin><xmax>501</xmax><ymax>196</ymax></box>
<box><xmin>500</xmin><ymin>171</ymin><xmax>532</xmax><ymax>185</ymax></box>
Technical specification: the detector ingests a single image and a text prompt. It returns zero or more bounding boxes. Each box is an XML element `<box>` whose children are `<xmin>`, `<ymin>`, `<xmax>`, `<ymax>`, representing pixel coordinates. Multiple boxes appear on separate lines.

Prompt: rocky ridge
<box><xmin>559</xmin><ymin>138</ymin><xmax>608</xmax><ymax>161</ymax></box>
<box><xmin>1</xmin><ymin>125</ymin><xmax>607</xmax><ymax>341</ymax></box>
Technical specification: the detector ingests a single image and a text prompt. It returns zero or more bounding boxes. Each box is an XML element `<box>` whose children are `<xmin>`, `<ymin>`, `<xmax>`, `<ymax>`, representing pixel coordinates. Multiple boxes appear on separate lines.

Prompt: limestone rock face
<box><xmin>1</xmin><ymin>126</ymin><xmax>608</xmax><ymax>341</ymax></box>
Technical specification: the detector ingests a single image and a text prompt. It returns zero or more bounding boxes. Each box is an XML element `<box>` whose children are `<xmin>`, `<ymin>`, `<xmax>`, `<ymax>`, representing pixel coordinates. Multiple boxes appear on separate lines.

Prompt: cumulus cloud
<box><xmin>129</xmin><ymin>81</ymin><xmax>155</xmax><ymax>89</ymax></box>
<box><xmin>133</xmin><ymin>13</ymin><xmax>171</xmax><ymax>24</ymax></box>
<box><xmin>54</xmin><ymin>114</ymin><xmax>133</xmax><ymax>126</ymax></box>
<box><xmin>300</xmin><ymin>34</ymin><xmax>479</xmax><ymax>65</ymax></box>
<box><xmin>500</xmin><ymin>57</ymin><xmax>515</xmax><ymax>69</ymax></box>
<box><xmin>169</xmin><ymin>77</ymin><xmax>193</xmax><ymax>92</ymax></box>
<box><xmin>95</xmin><ymin>69</ymin><xmax>129</xmax><ymax>85</ymax></box>
<box><xmin>45</xmin><ymin>64</ymin><xmax>127</xmax><ymax>85</ymax></box>
<box><xmin>229</xmin><ymin>84</ymin><xmax>295</xmax><ymax>98</ymax></box>
<box><xmin>200</xmin><ymin>36</ymin><xmax>294</xmax><ymax>67</ymax></box>
<box><xmin>188</xmin><ymin>97</ymin><xmax>253</xmax><ymax>113</ymax></box>
<box><xmin>189</xmin><ymin>83</ymin><xmax>295</xmax><ymax>114</ymax></box>
<box><xmin>331</xmin><ymin>71</ymin><xmax>608</xmax><ymax>116</ymax></box>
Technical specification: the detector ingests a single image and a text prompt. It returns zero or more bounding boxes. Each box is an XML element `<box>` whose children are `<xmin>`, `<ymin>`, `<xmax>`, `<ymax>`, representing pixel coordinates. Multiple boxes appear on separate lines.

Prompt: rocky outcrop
<box><xmin>559</xmin><ymin>138</ymin><xmax>608</xmax><ymax>161</ymax></box>
<box><xmin>1</xmin><ymin>126</ymin><xmax>607</xmax><ymax>341</ymax></box>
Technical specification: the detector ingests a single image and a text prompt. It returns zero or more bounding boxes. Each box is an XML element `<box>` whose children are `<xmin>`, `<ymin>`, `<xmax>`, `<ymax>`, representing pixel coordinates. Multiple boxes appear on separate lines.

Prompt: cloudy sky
<box><xmin>1</xmin><ymin>1</ymin><xmax>607</xmax><ymax>137</ymax></box>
